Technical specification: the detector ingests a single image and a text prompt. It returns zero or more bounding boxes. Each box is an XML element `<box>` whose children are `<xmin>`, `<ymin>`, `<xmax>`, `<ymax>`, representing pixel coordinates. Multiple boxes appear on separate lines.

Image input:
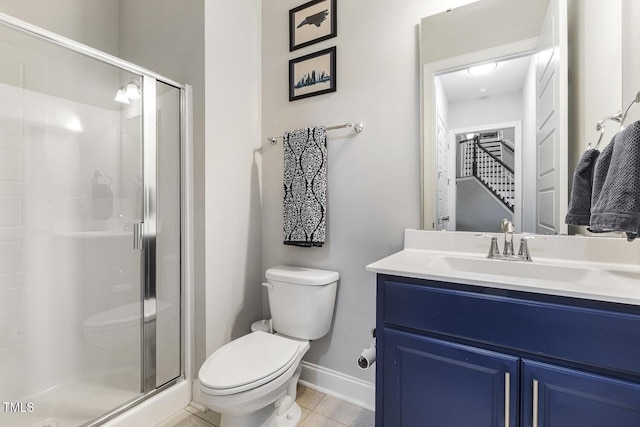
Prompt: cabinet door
<box><xmin>522</xmin><ymin>360</ymin><xmax>640</xmax><ymax>427</ymax></box>
<box><xmin>382</xmin><ymin>329</ymin><xmax>519</xmax><ymax>427</ymax></box>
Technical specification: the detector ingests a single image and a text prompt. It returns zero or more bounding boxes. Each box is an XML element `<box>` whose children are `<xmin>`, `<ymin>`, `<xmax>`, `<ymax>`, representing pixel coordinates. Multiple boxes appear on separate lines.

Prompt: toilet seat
<box><xmin>199</xmin><ymin>331</ymin><xmax>303</xmax><ymax>396</ymax></box>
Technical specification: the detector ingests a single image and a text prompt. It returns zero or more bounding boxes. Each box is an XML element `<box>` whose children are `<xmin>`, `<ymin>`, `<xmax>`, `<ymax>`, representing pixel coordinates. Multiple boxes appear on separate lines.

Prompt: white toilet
<box><xmin>198</xmin><ymin>265</ymin><xmax>339</xmax><ymax>427</ymax></box>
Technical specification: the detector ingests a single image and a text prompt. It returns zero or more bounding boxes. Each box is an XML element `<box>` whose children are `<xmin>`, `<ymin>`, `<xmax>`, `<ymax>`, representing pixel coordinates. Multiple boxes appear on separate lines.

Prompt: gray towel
<box><xmin>565</xmin><ymin>148</ymin><xmax>600</xmax><ymax>225</ymax></box>
<box><xmin>589</xmin><ymin>121</ymin><xmax>640</xmax><ymax>241</ymax></box>
<box><xmin>283</xmin><ymin>126</ymin><xmax>327</xmax><ymax>247</ymax></box>
<box><xmin>590</xmin><ymin>136</ymin><xmax>616</xmax><ymax>213</ymax></box>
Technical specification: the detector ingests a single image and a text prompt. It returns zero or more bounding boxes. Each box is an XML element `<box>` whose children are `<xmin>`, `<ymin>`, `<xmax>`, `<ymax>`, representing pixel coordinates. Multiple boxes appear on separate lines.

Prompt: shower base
<box><xmin>0</xmin><ymin>368</ymin><xmax>140</xmax><ymax>427</ymax></box>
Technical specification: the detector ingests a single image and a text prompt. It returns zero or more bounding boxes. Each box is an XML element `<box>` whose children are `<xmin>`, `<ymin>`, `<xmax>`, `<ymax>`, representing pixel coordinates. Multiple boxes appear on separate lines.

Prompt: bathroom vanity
<box><xmin>367</xmin><ymin>230</ymin><xmax>640</xmax><ymax>427</ymax></box>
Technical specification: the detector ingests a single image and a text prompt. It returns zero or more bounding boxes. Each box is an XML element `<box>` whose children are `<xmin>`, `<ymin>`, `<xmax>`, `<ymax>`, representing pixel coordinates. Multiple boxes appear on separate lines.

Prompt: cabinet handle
<box><xmin>504</xmin><ymin>372</ymin><xmax>510</xmax><ymax>427</ymax></box>
<box><xmin>532</xmin><ymin>379</ymin><xmax>539</xmax><ymax>427</ymax></box>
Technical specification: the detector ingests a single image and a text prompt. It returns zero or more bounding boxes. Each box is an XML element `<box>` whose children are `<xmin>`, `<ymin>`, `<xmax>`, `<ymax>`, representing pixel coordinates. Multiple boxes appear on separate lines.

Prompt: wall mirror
<box><xmin>421</xmin><ymin>0</ymin><xmax>638</xmax><ymax>235</ymax></box>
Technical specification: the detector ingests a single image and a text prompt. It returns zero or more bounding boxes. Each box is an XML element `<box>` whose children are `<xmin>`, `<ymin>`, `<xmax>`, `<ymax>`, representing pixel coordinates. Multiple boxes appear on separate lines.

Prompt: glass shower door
<box><xmin>0</xmin><ymin>25</ymin><xmax>145</xmax><ymax>426</ymax></box>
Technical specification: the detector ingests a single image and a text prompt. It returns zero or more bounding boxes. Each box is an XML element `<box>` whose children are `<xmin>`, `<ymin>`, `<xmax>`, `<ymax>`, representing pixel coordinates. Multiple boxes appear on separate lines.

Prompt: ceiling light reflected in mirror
<box><xmin>467</xmin><ymin>62</ymin><xmax>497</xmax><ymax>75</ymax></box>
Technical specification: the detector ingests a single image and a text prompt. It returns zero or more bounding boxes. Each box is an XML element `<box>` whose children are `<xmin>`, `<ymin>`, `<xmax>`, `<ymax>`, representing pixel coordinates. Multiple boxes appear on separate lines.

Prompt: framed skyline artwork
<box><xmin>289</xmin><ymin>0</ymin><xmax>337</xmax><ymax>51</ymax></box>
<box><xmin>289</xmin><ymin>46</ymin><xmax>336</xmax><ymax>101</ymax></box>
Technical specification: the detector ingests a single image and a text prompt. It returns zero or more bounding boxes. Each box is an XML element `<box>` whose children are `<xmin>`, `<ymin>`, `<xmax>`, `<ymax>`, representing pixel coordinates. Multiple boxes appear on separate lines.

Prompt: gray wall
<box><xmin>261</xmin><ymin>0</ymin><xmax>452</xmax><ymax>383</ymax></box>
<box><xmin>0</xmin><ymin>0</ymin><xmax>120</xmax><ymax>55</ymax></box>
<box><xmin>456</xmin><ymin>178</ymin><xmax>513</xmax><ymax>232</ymax></box>
<box><xmin>202</xmin><ymin>0</ymin><xmax>263</xmax><ymax>372</ymax></box>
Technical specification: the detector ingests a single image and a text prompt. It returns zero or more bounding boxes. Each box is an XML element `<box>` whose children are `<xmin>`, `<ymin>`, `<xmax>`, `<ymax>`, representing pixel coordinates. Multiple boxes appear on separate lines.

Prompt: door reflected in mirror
<box><xmin>435</xmin><ymin>55</ymin><xmax>538</xmax><ymax>233</ymax></box>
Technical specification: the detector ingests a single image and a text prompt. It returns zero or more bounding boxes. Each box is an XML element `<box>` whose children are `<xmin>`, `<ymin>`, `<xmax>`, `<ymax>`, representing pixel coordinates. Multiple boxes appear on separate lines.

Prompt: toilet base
<box><xmin>199</xmin><ymin>334</ymin><xmax>311</xmax><ymax>427</ymax></box>
<box><xmin>219</xmin><ymin>401</ymin><xmax>303</xmax><ymax>427</ymax></box>
<box><xmin>276</xmin><ymin>402</ymin><xmax>302</xmax><ymax>426</ymax></box>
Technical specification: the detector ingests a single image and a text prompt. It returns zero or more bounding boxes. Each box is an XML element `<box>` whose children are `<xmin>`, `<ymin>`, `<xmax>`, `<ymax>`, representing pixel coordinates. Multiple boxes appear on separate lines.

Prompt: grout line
<box><xmin>299</xmin><ymin>409</ymin><xmax>310</xmax><ymax>424</ymax></box>
<box><xmin>318</xmin><ymin>412</ymin><xmax>350</xmax><ymax>426</ymax></box>
<box><xmin>313</xmin><ymin>394</ymin><xmax>328</xmax><ymax>412</ymax></box>
<box><xmin>190</xmin><ymin>411</ymin><xmax>216</xmax><ymax>426</ymax></box>
<box><xmin>184</xmin><ymin>405</ymin><xmax>219</xmax><ymax>427</ymax></box>
<box><xmin>188</xmin><ymin>401</ymin><xmax>207</xmax><ymax>412</ymax></box>
<box><xmin>307</xmin><ymin>399</ymin><xmax>321</xmax><ymax>412</ymax></box>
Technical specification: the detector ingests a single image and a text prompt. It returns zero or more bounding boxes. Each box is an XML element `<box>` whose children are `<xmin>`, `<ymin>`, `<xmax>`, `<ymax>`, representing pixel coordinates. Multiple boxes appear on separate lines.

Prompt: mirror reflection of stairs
<box><xmin>459</xmin><ymin>132</ymin><xmax>515</xmax><ymax>212</ymax></box>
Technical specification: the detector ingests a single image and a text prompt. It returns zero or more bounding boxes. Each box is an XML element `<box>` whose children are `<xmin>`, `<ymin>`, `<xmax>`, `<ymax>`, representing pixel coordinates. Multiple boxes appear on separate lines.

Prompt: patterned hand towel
<box><xmin>565</xmin><ymin>148</ymin><xmax>600</xmax><ymax>225</ymax></box>
<box><xmin>283</xmin><ymin>126</ymin><xmax>327</xmax><ymax>247</ymax></box>
<box><xmin>589</xmin><ymin>121</ymin><xmax>640</xmax><ymax>241</ymax></box>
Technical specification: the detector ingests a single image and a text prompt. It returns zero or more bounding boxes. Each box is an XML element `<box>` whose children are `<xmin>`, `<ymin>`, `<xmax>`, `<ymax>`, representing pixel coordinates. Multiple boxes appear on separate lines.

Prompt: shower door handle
<box><xmin>133</xmin><ymin>222</ymin><xmax>143</xmax><ymax>250</ymax></box>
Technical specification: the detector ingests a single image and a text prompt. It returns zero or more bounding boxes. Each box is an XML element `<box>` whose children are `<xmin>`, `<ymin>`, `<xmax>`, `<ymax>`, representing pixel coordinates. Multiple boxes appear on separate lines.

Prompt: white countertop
<box><xmin>366</xmin><ymin>230</ymin><xmax>640</xmax><ymax>306</ymax></box>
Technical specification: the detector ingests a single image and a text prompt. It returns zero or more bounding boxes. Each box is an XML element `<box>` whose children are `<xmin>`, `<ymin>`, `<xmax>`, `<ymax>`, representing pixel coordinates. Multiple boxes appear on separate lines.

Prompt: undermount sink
<box><xmin>366</xmin><ymin>229</ymin><xmax>640</xmax><ymax>306</ymax></box>
<box><xmin>427</xmin><ymin>255</ymin><xmax>592</xmax><ymax>283</ymax></box>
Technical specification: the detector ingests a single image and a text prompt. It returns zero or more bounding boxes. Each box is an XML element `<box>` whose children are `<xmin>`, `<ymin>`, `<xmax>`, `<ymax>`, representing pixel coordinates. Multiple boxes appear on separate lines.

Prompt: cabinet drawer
<box><xmin>380</xmin><ymin>276</ymin><xmax>640</xmax><ymax>375</ymax></box>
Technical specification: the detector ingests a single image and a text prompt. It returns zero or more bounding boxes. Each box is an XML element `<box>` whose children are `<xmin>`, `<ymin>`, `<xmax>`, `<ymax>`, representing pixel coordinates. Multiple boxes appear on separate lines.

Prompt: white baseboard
<box><xmin>298</xmin><ymin>361</ymin><xmax>375</xmax><ymax>411</ymax></box>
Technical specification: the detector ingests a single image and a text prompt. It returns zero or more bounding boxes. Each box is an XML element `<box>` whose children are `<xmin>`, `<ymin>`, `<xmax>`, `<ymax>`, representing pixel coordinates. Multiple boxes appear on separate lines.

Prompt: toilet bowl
<box><xmin>199</xmin><ymin>331</ymin><xmax>310</xmax><ymax>427</ymax></box>
<box><xmin>198</xmin><ymin>265</ymin><xmax>339</xmax><ymax>427</ymax></box>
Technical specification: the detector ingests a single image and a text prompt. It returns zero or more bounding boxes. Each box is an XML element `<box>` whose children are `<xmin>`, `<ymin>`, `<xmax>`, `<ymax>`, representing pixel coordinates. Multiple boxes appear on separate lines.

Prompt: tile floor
<box><xmin>156</xmin><ymin>384</ymin><xmax>374</xmax><ymax>427</ymax></box>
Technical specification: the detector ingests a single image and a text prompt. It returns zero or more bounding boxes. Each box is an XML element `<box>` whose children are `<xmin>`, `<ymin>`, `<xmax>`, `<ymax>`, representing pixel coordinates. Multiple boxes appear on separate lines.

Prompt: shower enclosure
<box><xmin>0</xmin><ymin>14</ymin><xmax>191</xmax><ymax>427</ymax></box>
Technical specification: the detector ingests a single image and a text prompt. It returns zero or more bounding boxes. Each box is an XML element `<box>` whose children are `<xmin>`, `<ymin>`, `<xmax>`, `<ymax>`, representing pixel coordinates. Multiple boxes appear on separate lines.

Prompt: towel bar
<box><xmin>587</xmin><ymin>90</ymin><xmax>640</xmax><ymax>151</ymax></box>
<box><xmin>620</xmin><ymin>90</ymin><xmax>640</xmax><ymax>129</ymax></box>
<box><xmin>267</xmin><ymin>122</ymin><xmax>365</xmax><ymax>145</ymax></box>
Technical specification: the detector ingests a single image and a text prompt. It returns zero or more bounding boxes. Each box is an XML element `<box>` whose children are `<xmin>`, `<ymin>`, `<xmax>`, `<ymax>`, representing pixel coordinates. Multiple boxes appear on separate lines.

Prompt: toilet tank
<box><xmin>265</xmin><ymin>265</ymin><xmax>338</xmax><ymax>340</ymax></box>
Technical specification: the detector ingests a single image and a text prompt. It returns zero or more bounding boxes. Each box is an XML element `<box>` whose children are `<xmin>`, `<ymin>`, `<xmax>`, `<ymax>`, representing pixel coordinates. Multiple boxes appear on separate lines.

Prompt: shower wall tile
<box><xmin>0</xmin><ymin>272</ymin><xmax>22</xmax><ymax>290</ymax></box>
<box><xmin>0</xmin><ymin>104</ymin><xmax>23</xmax><ymax>137</ymax></box>
<box><xmin>0</xmin><ymin>288</ymin><xmax>22</xmax><ymax>320</ymax></box>
<box><xmin>0</xmin><ymin>196</ymin><xmax>22</xmax><ymax>226</ymax></box>
<box><xmin>0</xmin><ymin>241</ymin><xmax>21</xmax><ymax>274</ymax></box>
<box><xmin>0</xmin><ymin>225</ymin><xmax>23</xmax><ymax>243</ymax></box>
<box><xmin>0</xmin><ymin>183</ymin><xmax>23</xmax><ymax>199</ymax></box>
<box><xmin>0</xmin><ymin>149</ymin><xmax>23</xmax><ymax>182</ymax></box>
<box><xmin>0</xmin><ymin>316</ymin><xmax>25</xmax><ymax>348</ymax></box>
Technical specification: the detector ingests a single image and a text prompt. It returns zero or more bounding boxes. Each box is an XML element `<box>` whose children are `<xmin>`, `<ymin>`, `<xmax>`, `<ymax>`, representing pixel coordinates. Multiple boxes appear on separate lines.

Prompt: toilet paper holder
<box><xmin>357</xmin><ymin>327</ymin><xmax>376</xmax><ymax>370</ymax></box>
<box><xmin>357</xmin><ymin>344</ymin><xmax>376</xmax><ymax>370</ymax></box>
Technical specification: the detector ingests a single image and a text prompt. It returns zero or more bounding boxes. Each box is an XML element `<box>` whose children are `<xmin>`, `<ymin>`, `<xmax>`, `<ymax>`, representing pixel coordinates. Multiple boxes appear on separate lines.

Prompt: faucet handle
<box><xmin>517</xmin><ymin>234</ymin><xmax>545</xmax><ymax>261</ymax></box>
<box><xmin>517</xmin><ymin>238</ymin><xmax>532</xmax><ymax>261</ymax></box>
<box><xmin>475</xmin><ymin>233</ymin><xmax>500</xmax><ymax>258</ymax></box>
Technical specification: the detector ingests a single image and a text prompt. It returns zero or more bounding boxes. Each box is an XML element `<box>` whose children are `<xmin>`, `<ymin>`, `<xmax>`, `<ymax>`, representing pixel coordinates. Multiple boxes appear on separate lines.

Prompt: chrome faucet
<box><xmin>501</xmin><ymin>219</ymin><xmax>515</xmax><ymax>257</ymax></box>
<box><xmin>478</xmin><ymin>219</ymin><xmax>535</xmax><ymax>262</ymax></box>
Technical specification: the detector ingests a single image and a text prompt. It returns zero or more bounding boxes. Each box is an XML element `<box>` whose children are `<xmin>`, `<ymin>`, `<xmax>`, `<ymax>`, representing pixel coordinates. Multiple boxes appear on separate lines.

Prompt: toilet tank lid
<box><xmin>266</xmin><ymin>265</ymin><xmax>339</xmax><ymax>286</ymax></box>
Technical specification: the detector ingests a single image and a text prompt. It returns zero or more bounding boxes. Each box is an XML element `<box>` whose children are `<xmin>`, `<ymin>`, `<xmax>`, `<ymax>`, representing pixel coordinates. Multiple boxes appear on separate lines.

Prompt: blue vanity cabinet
<box><xmin>376</xmin><ymin>274</ymin><xmax>640</xmax><ymax>427</ymax></box>
<box><xmin>382</xmin><ymin>329</ymin><xmax>519</xmax><ymax>427</ymax></box>
<box><xmin>521</xmin><ymin>360</ymin><xmax>640</xmax><ymax>426</ymax></box>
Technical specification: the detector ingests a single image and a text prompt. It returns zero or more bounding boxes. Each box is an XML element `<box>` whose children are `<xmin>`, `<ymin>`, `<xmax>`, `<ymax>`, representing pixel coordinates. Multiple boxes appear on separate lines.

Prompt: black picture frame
<box><xmin>289</xmin><ymin>0</ymin><xmax>337</xmax><ymax>52</ymax></box>
<box><xmin>289</xmin><ymin>47</ymin><xmax>336</xmax><ymax>102</ymax></box>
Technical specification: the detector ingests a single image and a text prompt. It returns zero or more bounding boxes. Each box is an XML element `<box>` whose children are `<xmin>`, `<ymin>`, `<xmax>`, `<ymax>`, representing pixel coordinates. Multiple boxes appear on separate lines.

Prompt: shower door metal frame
<box><xmin>141</xmin><ymin>76</ymin><xmax>158</xmax><ymax>393</ymax></box>
<box><xmin>0</xmin><ymin>12</ymin><xmax>192</xmax><ymax>426</ymax></box>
